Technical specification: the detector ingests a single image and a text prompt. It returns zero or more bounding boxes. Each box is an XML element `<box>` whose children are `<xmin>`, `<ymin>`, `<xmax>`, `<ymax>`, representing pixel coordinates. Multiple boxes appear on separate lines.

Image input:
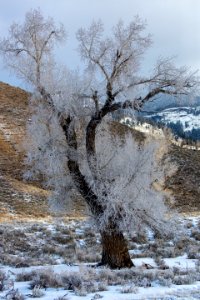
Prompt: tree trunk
<box><xmin>61</xmin><ymin>113</ymin><xmax>133</xmax><ymax>269</ymax></box>
<box><xmin>100</xmin><ymin>228</ymin><xmax>134</xmax><ymax>269</ymax></box>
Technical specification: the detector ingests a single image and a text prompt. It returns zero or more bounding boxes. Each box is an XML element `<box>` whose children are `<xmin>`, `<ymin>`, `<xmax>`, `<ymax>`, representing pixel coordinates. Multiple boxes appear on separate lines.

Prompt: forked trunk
<box><xmin>100</xmin><ymin>228</ymin><xmax>134</xmax><ymax>269</ymax></box>
<box><xmin>62</xmin><ymin>112</ymin><xmax>133</xmax><ymax>269</ymax></box>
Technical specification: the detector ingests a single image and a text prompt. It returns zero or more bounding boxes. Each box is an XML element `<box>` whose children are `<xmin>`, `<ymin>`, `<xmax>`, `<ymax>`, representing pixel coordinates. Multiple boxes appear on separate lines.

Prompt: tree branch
<box><xmin>62</xmin><ymin>116</ymin><xmax>104</xmax><ymax>216</ymax></box>
<box><xmin>38</xmin><ymin>85</ymin><xmax>104</xmax><ymax>216</ymax></box>
<box><xmin>39</xmin><ymin>30</ymin><xmax>56</xmax><ymax>60</ymax></box>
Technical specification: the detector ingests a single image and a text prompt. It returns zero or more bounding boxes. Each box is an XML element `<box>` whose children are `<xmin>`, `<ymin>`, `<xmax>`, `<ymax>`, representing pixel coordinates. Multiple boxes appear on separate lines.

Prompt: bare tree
<box><xmin>0</xmin><ymin>8</ymin><xmax>66</xmax><ymax>87</ymax></box>
<box><xmin>0</xmin><ymin>11</ymin><xmax>199</xmax><ymax>268</ymax></box>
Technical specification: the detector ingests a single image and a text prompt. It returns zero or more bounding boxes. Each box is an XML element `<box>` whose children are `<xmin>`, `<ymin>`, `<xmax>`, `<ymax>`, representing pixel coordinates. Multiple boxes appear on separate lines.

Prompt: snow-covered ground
<box><xmin>1</xmin><ymin>262</ymin><xmax>200</xmax><ymax>300</ymax></box>
<box><xmin>0</xmin><ymin>215</ymin><xmax>200</xmax><ymax>300</ymax></box>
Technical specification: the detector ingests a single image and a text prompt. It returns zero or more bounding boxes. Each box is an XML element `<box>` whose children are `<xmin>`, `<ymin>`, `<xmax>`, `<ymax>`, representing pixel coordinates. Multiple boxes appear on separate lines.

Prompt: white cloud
<box><xmin>0</xmin><ymin>0</ymin><xmax>200</xmax><ymax>87</ymax></box>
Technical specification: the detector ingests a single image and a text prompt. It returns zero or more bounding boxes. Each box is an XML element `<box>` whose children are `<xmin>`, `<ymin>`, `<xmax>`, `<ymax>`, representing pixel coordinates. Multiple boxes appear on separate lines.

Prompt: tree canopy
<box><xmin>0</xmin><ymin>8</ymin><xmax>199</xmax><ymax>268</ymax></box>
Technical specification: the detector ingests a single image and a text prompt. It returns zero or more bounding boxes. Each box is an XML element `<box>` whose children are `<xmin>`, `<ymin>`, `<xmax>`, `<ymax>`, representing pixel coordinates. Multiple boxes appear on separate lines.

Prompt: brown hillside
<box><xmin>166</xmin><ymin>144</ymin><xmax>200</xmax><ymax>213</ymax></box>
<box><xmin>0</xmin><ymin>81</ymin><xmax>199</xmax><ymax>221</ymax></box>
<box><xmin>0</xmin><ymin>82</ymin><xmax>48</xmax><ymax>220</ymax></box>
<box><xmin>0</xmin><ymin>82</ymin><xmax>27</xmax><ymax>179</ymax></box>
<box><xmin>110</xmin><ymin>122</ymin><xmax>200</xmax><ymax>213</ymax></box>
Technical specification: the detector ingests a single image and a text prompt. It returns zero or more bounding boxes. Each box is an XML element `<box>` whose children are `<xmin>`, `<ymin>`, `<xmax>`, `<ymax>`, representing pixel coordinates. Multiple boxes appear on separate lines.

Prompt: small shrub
<box><xmin>131</xmin><ymin>233</ymin><xmax>147</xmax><ymax>244</ymax></box>
<box><xmin>173</xmin><ymin>267</ymin><xmax>189</xmax><ymax>276</ymax></box>
<box><xmin>161</xmin><ymin>269</ymin><xmax>174</xmax><ymax>281</ymax></box>
<box><xmin>98</xmin><ymin>268</ymin><xmax>119</xmax><ymax>285</ymax></box>
<box><xmin>84</xmin><ymin>227</ymin><xmax>96</xmax><ymax>238</ymax></box>
<box><xmin>175</xmin><ymin>237</ymin><xmax>191</xmax><ymax>252</ymax></box>
<box><xmin>29</xmin><ymin>224</ymin><xmax>45</xmax><ymax>232</ymax></box>
<box><xmin>5</xmin><ymin>288</ymin><xmax>25</xmax><ymax>300</ymax></box>
<box><xmin>195</xmin><ymin>259</ymin><xmax>200</xmax><ymax>269</ymax></box>
<box><xmin>76</xmin><ymin>249</ymin><xmax>101</xmax><ymax>263</ymax></box>
<box><xmin>31</xmin><ymin>286</ymin><xmax>45</xmax><ymax>298</ymax></box>
<box><xmin>157</xmin><ymin>276</ymin><xmax>172</xmax><ymax>287</ymax></box>
<box><xmin>16</xmin><ymin>271</ymin><xmax>36</xmax><ymax>282</ymax></box>
<box><xmin>187</xmin><ymin>246</ymin><xmax>200</xmax><ymax>259</ymax></box>
<box><xmin>119</xmin><ymin>284</ymin><xmax>138</xmax><ymax>294</ymax></box>
<box><xmin>84</xmin><ymin>281</ymin><xmax>99</xmax><ymax>293</ymax></box>
<box><xmin>154</xmin><ymin>257</ymin><xmax>169</xmax><ymax>269</ymax></box>
<box><xmin>74</xmin><ymin>286</ymin><xmax>87</xmax><ymax>296</ymax></box>
<box><xmin>91</xmin><ymin>294</ymin><xmax>103</xmax><ymax>299</ymax></box>
<box><xmin>173</xmin><ymin>273</ymin><xmax>198</xmax><ymax>285</ymax></box>
<box><xmin>0</xmin><ymin>271</ymin><xmax>8</xmax><ymax>291</ymax></box>
<box><xmin>116</xmin><ymin>268</ymin><xmax>136</xmax><ymax>281</ymax></box>
<box><xmin>55</xmin><ymin>225</ymin><xmax>71</xmax><ymax>234</ymax></box>
<box><xmin>98</xmin><ymin>282</ymin><xmax>108</xmax><ymax>291</ymax></box>
<box><xmin>61</xmin><ymin>273</ymin><xmax>82</xmax><ymax>290</ymax></box>
<box><xmin>191</xmin><ymin>230</ymin><xmax>200</xmax><ymax>241</ymax></box>
<box><xmin>15</xmin><ymin>261</ymin><xmax>30</xmax><ymax>268</ymax></box>
<box><xmin>53</xmin><ymin>234</ymin><xmax>74</xmax><ymax>245</ymax></box>
<box><xmin>138</xmin><ymin>277</ymin><xmax>151</xmax><ymax>287</ymax></box>
<box><xmin>30</xmin><ymin>269</ymin><xmax>61</xmax><ymax>290</ymax></box>
<box><xmin>42</xmin><ymin>244</ymin><xmax>57</xmax><ymax>255</ymax></box>
<box><xmin>197</xmin><ymin>219</ymin><xmax>200</xmax><ymax>229</ymax></box>
<box><xmin>186</xmin><ymin>221</ymin><xmax>194</xmax><ymax>229</ymax></box>
<box><xmin>0</xmin><ymin>254</ymin><xmax>31</xmax><ymax>268</ymax></box>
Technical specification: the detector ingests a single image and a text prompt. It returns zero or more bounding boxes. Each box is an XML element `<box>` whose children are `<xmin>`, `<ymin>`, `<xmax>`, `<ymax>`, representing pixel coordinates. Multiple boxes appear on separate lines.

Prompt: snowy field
<box><xmin>0</xmin><ymin>215</ymin><xmax>200</xmax><ymax>300</ymax></box>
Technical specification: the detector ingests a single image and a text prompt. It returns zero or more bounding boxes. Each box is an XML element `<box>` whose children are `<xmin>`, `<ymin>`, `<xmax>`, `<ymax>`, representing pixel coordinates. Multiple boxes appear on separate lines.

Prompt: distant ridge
<box><xmin>143</xmin><ymin>106</ymin><xmax>200</xmax><ymax>141</ymax></box>
<box><xmin>143</xmin><ymin>94</ymin><xmax>200</xmax><ymax>112</ymax></box>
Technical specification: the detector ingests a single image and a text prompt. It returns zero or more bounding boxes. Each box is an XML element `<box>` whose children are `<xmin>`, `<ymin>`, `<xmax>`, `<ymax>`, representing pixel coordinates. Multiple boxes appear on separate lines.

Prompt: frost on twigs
<box><xmin>93</xmin><ymin>120</ymin><xmax>176</xmax><ymax>237</ymax></box>
<box><xmin>23</xmin><ymin>89</ymin><xmax>177</xmax><ymax>236</ymax></box>
<box><xmin>1</xmin><ymin>8</ymin><xmax>198</xmax><ymax>268</ymax></box>
<box><xmin>0</xmin><ymin>8</ymin><xmax>66</xmax><ymax>87</ymax></box>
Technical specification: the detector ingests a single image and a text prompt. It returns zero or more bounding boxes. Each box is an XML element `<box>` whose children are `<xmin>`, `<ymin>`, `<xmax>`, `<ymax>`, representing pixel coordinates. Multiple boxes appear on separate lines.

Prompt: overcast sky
<box><xmin>0</xmin><ymin>0</ymin><xmax>200</xmax><ymax>89</ymax></box>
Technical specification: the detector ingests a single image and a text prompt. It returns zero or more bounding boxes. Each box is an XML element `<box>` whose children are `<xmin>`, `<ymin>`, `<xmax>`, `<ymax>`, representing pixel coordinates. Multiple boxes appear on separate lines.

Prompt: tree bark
<box><xmin>85</xmin><ymin>108</ymin><xmax>134</xmax><ymax>269</ymax></box>
<box><xmin>100</xmin><ymin>225</ymin><xmax>133</xmax><ymax>269</ymax></box>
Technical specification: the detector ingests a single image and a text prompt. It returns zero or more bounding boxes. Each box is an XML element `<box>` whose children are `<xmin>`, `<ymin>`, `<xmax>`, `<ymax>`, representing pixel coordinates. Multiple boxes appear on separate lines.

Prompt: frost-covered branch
<box><xmin>0</xmin><ymin>8</ymin><xmax>66</xmax><ymax>86</ymax></box>
<box><xmin>1</xmin><ymin>10</ymin><xmax>198</xmax><ymax>268</ymax></box>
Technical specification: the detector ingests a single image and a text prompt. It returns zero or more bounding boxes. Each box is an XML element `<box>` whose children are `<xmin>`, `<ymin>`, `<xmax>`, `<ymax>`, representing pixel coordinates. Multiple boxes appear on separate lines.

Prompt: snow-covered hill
<box><xmin>135</xmin><ymin>106</ymin><xmax>200</xmax><ymax>141</ymax></box>
<box><xmin>146</xmin><ymin>106</ymin><xmax>200</xmax><ymax>132</ymax></box>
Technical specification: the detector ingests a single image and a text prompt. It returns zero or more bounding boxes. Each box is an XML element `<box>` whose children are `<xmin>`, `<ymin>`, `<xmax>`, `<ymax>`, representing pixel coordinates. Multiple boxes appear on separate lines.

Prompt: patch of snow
<box><xmin>164</xmin><ymin>254</ymin><xmax>197</xmax><ymax>270</ymax></box>
<box><xmin>132</xmin><ymin>257</ymin><xmax>157</xmax><ymax>268</ymax></box>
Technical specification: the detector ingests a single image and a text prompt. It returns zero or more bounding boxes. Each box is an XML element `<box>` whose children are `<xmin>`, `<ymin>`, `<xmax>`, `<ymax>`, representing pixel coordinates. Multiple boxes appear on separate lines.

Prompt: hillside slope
<box><xmin>0</xmin><ymin>82</ymin><xmax>199</xmax><ymax>221</ymax></box>
<box><xmin>166</xmin><ymin>144</ymin><xmax>200</xmax><ymax>212</ymax></box>
<box><xmin>147</xmin><ymin>106</ymin><xmax>200</xmax><ymax>130</ymax></box>
<box><xmin>144</xmin><ymin>106</ymin><xmax>200</xmax><ymax>141</ymax></box>
<box><xmin>0</xmin><ymin>82</ymin><xmax>48</xmax><ymax>221</ymax></box>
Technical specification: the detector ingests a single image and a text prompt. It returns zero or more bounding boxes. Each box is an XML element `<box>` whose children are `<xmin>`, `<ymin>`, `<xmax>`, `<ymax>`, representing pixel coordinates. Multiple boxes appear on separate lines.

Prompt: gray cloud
<box><xmin>0</xmin><ymin>0</ymin><xmax>200</xmax><ymax>87</ymax></box>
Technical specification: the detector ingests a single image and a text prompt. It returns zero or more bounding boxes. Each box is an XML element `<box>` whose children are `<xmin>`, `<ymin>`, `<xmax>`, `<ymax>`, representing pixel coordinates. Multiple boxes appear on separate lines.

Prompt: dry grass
<box><xmin>166</xmin><ymin>144</ymin><xmax>200</xmax><ymax>212</ymax></box>
<box><xmin>109</xmin><ymin>121</ymin><xmax>146</xmax><ymax>143</ymax></box>
<box><xmin>0</xmin><ymin>214</ymin><xmax>199</xmax><ymax>299</ymax></box>
<box><xmin>0</xmin><ymin>82</ymin><xmax>79</xmax><ymax>220</ymax></box>
<box><xmin>0</xmin><ymin>82</ymin><xmax>50</xmax><ymax>219</ymax></box>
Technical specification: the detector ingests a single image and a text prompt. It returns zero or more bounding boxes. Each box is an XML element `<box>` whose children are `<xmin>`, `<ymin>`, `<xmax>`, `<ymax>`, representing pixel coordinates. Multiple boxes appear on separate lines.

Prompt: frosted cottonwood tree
<box><xmin>0</xmin><ymin>9</ymin><xmax>199</xmax><ymax>268</ymax></box>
